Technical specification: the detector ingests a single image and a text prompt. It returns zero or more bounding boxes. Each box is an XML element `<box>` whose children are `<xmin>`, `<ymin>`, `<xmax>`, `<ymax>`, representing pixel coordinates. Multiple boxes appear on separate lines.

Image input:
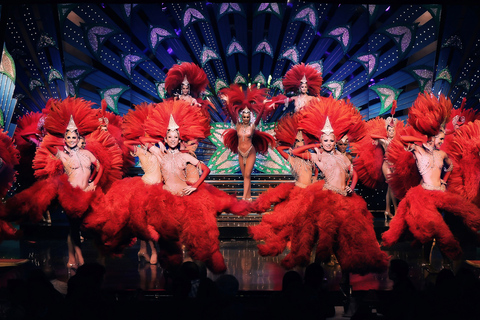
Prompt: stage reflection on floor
<box><xmin>1</xmin><ymin>221</ymin><xmax>479</xmax><ymax>293</ymax></box>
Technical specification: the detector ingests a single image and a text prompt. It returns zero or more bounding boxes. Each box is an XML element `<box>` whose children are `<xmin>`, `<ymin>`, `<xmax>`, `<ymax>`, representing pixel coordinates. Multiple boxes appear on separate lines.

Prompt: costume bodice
<box><xmin>57</xmin><ymin>147</ymin><xmax>95</xmax><ymax>191</ymax></box>
<box><xmin>320</xmin><ymin>151</ymin><xmax>353</xmax><ymax>184</ymax></box>
<box><xmin>294</xmin><ymin>95</ymin><xmax>309</xmax><ymax>113</ymax></box>
<box><xmin>416</xmin><ymin>145</ymin><xmax>444</xmax><ymax>176</ymax></box>
<box><xmin>58</xmin><ymin>148</ymin><xmax>92</xmax><ymax>177</ymax></box>
<box><xmin>159</xmin><ymin>149</ymin><xmax>189</xmax><ymax>196</ymax></box>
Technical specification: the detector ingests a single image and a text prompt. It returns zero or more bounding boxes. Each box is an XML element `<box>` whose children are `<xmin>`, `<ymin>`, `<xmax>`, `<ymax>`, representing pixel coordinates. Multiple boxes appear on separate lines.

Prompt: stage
<box><xmin>1</xmin><ymin>217</ymin><xmax>479</xmax><ymax>295</ymax></box>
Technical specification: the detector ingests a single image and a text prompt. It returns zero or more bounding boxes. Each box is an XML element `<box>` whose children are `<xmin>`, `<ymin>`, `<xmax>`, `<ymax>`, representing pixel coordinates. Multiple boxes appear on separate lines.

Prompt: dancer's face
<box><xmin>433</xmin><ymin>132</ymin><xmax>445</xmax><ymax>149</ymax></box>
<box><xmin>64</xmin><ymin>131</ymin><xmax>79</xmax><ymax>149</ymax></box>
<box><xmin>294</xmin><ymin>134</ymin><xmax>304</xmax><ymax>148</ymax></box>
<box><xmin>322</xmin><ymin>134</ymin><xmax>335</xmax><ymax>152</ymax></box>
<box><xmin>78</xmin><ymin>137</ymin><xmax>86</xmax><ymax>149</ymax></box>
<box><xmin>299</xmin><ymin>83</ymin><xmax>308</xmax><ymax>94</ymax></box>
<box><xmin>387</xmin><ymin>126</ymin><xmax>395</xmax><ymax>139</ymax></box>
<box><xmin>242</xmin><ymin>112</ymin><xmax>251</xmax><ymax>125</ymax></box>
<box><xmin>336</xmin><ymin>139</ymin><xmax>348</xmax><ymax>153</ymax></box>
<box><xmin>166</xmin><ymin>130</ymin><xmax>180</xmax><ymax>149</ymax></box>
<box><xmin>183</xmin><ymin>139</ymin><xmax>198</xmax><ymax>153</ymax></box>
<box><xmin>181</xmin><ymin>84</ymin><xmax>190</xmax><ymax>95</ymax></box>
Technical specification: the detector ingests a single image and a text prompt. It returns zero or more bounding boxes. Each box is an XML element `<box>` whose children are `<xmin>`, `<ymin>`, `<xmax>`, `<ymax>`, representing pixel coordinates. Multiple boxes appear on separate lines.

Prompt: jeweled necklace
<box><xmin>241</xmin><ymin>123</ymin><xmax>250</xmax><ymax>142</ymax></box>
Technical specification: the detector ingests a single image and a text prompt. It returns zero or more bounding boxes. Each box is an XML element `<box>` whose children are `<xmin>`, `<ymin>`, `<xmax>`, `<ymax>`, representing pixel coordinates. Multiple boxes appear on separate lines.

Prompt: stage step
<box><xmin>19</xmin><ymin>215</ymin><xmax>389</xmax><ymax>241</ymax></box>
<box><xmin>206</xmin><ymin>174</ymin><xmax>294</xmax><ymax>199</ymax></box>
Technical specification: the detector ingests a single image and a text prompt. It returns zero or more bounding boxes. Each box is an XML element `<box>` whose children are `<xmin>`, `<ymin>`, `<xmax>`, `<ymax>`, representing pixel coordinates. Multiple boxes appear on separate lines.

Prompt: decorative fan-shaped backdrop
<box><xmin>2</xmin><ymin>2</ymin><xmax>480</xmax><ymax>165</ymax></box>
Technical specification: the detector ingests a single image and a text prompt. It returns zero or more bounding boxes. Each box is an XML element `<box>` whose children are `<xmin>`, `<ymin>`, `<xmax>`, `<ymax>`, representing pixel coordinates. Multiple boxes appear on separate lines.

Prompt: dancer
<box><xmin>336</xmin><ymin>135</ymin><xmax>353</xmax><ymax>162</ymax></box>
<box><xmin>165</xmin><ymin>62</ymin><xmax>212</xmax><ymax>165</ymax></box>
<box><xmin>382</xmin><ymin>93</ymin><xmax>480</xmax><ymax>265</ymax></box>
<box><xmin>221</xmin><ymin>85</ymin><xmax>276</xmax><ymax>200</ymax></box>
<box><xmin>13</xmin><ymin>112</ymin><xmax>52</xmax><ymax>223</ymax></box>
<box><xmin>142</xmin><ymin>99</ymin><xmax>249</xmax><ymax>272</ymax></box>
<box><xmin>1</xmin><ymin>97</ymin><xmax>123</xmax><ymax>269</ymax></box>
<box><xmin>165</xmin><ymin>62</ymin><xmax>210</xmax><ymax>110</ymax></box>
<box><xmin>251</xmin><ymin>96</ymin><xmax>388</xmax><ymax>274</ymax></box>
<box><xmin>86</xmin><ymin>99</ymin><xmax>248</xmax><ymax>273</ymax></box>
<box><xmin>282</xmin><ymin>63</ymin><xmax>322</xmax><ymax>113</ymax></box>
<box><xmin>352</xmin><ymin>104</ymin><xmax>403</xmax><ymax>220</ymax></box>
<box><xmin>249</xmin><ymin>114</ymin><xmax>317</xmax><ymax>256</ymax></box>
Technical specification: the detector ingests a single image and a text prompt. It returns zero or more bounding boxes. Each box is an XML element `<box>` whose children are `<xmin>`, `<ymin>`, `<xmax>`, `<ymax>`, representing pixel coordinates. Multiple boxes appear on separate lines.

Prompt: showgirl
<box><xmin>251</xmin><ymin>96</ymin><xmax>389</xmax><ymax>274</ymax></box>
<box><xmin>282</xmin><ymin>62</ymin><xmax>323</xmax><ymax>113</ymax></box>
<box><xmin>221</xmin><ymin>84</ymin><xmax>276</xmax><ymax>201</ymax></box>
<box><xmin>0</xmin><ymin>129</ymin><xmax>20</xmax><ymax>242</ymax></box>
<box><xmin>249</xmin><ymin>114</ymin><xmax>317</xmax><ymax>256</ymax></box>
<box><xmin>86</xmin><ymin>99</ymin><xmax>249</xmax><ymax>273</ymax></box>
<box><xmin>1</xmin><ymin>97</ymin><xmax>123</xmax><ymax>268</ymax></box>
<box><xmin>382</xmin><ymin>93</ymin><xmax>480</xmax><ymax>263</ymax></box>
<box><xmin>351</xmin><ymin>103</ymin><xmax>404</xmax><ymax>220</ymax></box>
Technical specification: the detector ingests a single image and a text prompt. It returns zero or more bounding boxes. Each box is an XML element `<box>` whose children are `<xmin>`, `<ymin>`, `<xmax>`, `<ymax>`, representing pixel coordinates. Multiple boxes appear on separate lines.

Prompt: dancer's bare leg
<box><xmin>239</xmin><ymin>149</ymin><xmax>256</xmax><ymax>200</ymax></box>
<box><xmin>67</xmin><ymin>234</ymin><xmax>76</xmax><ymax>266</ymax></box>
<box><xmin>382</xmin><ymin>162</ymin><xmax>394</xmax><ymax>219</ymax></box>
<box><xmin>138</xmin><ymin>240</ymin><xmax>150</xmax><ymax>262</ymax></box>
<box><xmin>149</xmin><ymin>241</ymin><xmax>157</xmax><ymax>265</ymax></box>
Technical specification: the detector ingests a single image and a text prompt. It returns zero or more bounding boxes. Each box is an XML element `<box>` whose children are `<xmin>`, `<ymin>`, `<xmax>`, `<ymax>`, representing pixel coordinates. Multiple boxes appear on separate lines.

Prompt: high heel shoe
<box><xmin>138</xmin><ymin>252</ymin><xmax>150</xmax><ymax>263</ymax></box>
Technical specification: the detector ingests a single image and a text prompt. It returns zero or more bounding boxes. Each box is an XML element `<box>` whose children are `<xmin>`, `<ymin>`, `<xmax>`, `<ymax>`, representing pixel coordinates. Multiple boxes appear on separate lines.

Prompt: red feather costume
<box><xmin>1</xmin><ymin>97</ymin><xmax>123</xmax><ymax>224</ymax></box>
<box><xmin>351</xmin><ymin>111</ymin><xmax>404</xmax><ymax>189</ymax></box>
<box><xmin>221</xmin><ymin>85</ymin><xmax>275</xmax><ymax>154</ymax></box>
<box><xmin>165</xmin><ymin>62</ymin><xmax>212</xmax><ymax>119</ymax></box>
<box><xmin>283</xmin><ymin>63</ymin><xmax>323</xmax><ymax>97</ymax></box>
<box><xmin>97</xmin><ymin>100</ymin><xmax>135</xmax><ymax>172</ymax></box>
<box><xmin>382</xmin><ymin>93</ymin><xmax>480</xmax><ymax>260</ymax></box>
<box><xmin>444</xmin><ymin>120</ymin><xmax>480</xmax><ymax>207</ymax></box>
<box><xmin>0</xmin><ymin>130</ymin><xmax>21</xmax><ymax>242</ymax></box>
<box><xmin>249</xmin><ymin>114</ymin><xmax>314</xmax><ymax>252</ymax></box>
<box><xmin>12</xmin><ymin>112</ymin><xmax>46</xmax><ymax>191</ymax></box>
<box><xmin>85</xmin><ymin>99</ymin><xmax>249</xmax><ymax>273</ymax></box>
<box><xmin>251</xmin><ymin>97</ymin><xmax>388</xmax><ymax>274</ymax></box>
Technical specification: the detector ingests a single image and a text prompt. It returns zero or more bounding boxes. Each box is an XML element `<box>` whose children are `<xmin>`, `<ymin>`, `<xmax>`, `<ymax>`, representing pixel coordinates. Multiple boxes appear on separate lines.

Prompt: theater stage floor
<box><xmin>1</xmin><ymin>218</ymin><xmax>479</xmax><ymax>294</ymax></box>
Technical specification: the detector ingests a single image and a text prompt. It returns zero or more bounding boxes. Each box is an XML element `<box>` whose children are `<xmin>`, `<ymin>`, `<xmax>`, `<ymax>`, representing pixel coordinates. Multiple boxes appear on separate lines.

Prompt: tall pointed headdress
<box><xmin>300</xmin><ymin>74</ymin><xmax>307</xmax><ymax>84</ymax></box>
<box><xmin>167</xmin><ymin>114</ymin><xmax>179</xmax><ymax>132</ymax></box>
<box><xmin>66</xmin><ymin>115</ymin><xmax>78</xmax><ymax>132</ymax></box>
<box><xmin>321</xmin><ymin>117</ymin><xmax>334</xmax><ymax>136</ymax></box>
<box><xmin>182</xmin><ymin>75</ymin><xmax>190</xmax><ymax>87</ymax></box>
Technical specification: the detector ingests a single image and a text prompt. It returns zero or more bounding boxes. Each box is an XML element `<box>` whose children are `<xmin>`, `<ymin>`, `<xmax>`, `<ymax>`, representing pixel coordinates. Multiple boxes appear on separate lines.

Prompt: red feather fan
<box><xmin>165</xmin><ymin>62</ymin><xmax>209</xmax><ymax>98</ymax></box>
<box><xmin>283</xmin><ymin>63</ymin><xmax>323</xmax><ymax>96</ymax></box>
<box><xmin>352</xmin><ymin>118</ymin><xmax>404</xmax><ymax>189</ymax></box>
<box><xmin>298</xmin><ymin>96</ymin><xmax>365</xmax><ymax>142</ymax></box>
<box><xmin>122</xmin><ymin>102</ymin><xmax>154</xmax><ymax>141</ymax></box>
<box><xmin>144</xmin><ymin>99</ymin><xmax>210</xmax><ymax>142</ymax></box>
<box><xmin>44</xmin><ymin>97</ymin><xmax>99</xmax><ymax>137</ymax></box>
<box><xmin>385</xmin><ymin>125</ymin><xmax>426</xmax><ymax>199</ymax></box>
<box><xmin>0</xmin><ymin>130</ymin><xmax>20</xmax><ymax>198</ymax></box>
<box><xmin>408</xmin><ymin>93</ymin><xmax>452</xmax><ymax>137</ymax></box>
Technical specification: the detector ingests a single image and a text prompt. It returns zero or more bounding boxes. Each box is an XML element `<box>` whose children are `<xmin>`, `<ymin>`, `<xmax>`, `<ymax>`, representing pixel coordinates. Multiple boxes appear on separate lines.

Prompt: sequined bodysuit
<box><xmin>319</xmin><ymin>150</ymin><xmax>353</xmax><ymax>196</ymax></box>
<box><xmin>56</xmin><ymin>147</ymin><xmax>95</xmax><ymax>191</ymax></box>
<box><xmin>159</xmin><ymin>149</ymin><xmax>189</xmax><ymax>196</ymax></box>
